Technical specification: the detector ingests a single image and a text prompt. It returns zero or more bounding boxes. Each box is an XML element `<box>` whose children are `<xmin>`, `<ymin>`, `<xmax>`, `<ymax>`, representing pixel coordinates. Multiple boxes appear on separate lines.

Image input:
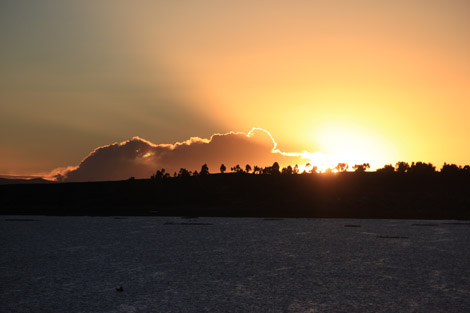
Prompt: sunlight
<box><xmin>311</xmin><ymin>121</ymin><xmax>395</xmax><ymax>171</ymax></box>
<box><xmin>246</xmin><ymin>127</ymin><xmax>354</xmax><ymax>172</ymax></box>
<box><xmin>296</xmin><ymin>152</ymin><xmax>337</xmax><ymax>173</ymax></box>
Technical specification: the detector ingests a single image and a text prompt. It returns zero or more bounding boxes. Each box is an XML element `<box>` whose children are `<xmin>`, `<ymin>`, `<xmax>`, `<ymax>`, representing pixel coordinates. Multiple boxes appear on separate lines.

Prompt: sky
<box><xmin>1</xmin><ymin>0</ymin><xmax>469</xmax><ymax>180</ymax></box>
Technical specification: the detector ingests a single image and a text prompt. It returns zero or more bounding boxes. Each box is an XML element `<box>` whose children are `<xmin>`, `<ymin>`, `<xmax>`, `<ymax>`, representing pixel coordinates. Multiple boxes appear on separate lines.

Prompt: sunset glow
<box><xmin>0</xmin><ymin>1</ymin><xmax>468</xmax><ymax>180</ymax></box>
<box><xmin>2</xmin><ymin>3</ymin><xmax>470</xmax><ymax>311</ymax></box>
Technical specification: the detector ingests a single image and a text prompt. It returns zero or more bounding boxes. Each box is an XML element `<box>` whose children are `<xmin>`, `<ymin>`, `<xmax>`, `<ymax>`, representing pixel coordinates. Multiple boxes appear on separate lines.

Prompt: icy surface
<box><xmin>1</xmin><ymin>216</ymin><xmax>469</xmax><ymax>312</ymax></box>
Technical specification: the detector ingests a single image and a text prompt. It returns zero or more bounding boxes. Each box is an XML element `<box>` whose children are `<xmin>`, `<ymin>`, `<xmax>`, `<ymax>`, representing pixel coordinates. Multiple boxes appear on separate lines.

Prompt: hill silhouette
<box><xmin>0</xmin><ymin>177</ymin><xmax>52</xmax><ymax>185</ymax></box>
<box><xmin>1</xmin><ymin>169</ymin><xmax>469</xmax><ymax>219</ymax></box>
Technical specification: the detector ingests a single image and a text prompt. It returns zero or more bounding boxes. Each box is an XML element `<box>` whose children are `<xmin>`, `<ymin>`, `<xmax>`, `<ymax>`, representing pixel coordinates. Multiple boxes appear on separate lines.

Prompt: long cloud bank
<box><xmin>52</xmin><ymin>128</ymin><xmax>313</xmax><ymax>182</ymax></box>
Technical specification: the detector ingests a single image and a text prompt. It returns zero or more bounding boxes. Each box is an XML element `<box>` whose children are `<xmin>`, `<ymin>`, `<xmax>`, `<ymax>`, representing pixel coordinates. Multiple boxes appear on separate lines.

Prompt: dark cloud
<box><xmin>54</xmin><ymin>128</ymin><xmax>309</xmax><ymax>182</ymax></box>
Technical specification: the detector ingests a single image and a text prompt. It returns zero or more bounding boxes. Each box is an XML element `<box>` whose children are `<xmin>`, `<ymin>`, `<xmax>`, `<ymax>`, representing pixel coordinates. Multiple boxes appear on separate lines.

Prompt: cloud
<box><xmin>53</xmin><ymin>128</ymin><xmax>313</xmax><ymax>182</ymax></box>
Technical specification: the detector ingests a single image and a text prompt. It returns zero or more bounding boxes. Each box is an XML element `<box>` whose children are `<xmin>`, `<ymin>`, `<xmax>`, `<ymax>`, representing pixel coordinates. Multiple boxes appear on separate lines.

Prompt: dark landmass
<box><xmin>0</xmin><ymin>172</ymin><xmax>469</xmax><ymax>219</ymax></box>
<box><xmin>0</xmin><ymin>177</ymin><xmax>52</xmax><ymax>185</ymax></box>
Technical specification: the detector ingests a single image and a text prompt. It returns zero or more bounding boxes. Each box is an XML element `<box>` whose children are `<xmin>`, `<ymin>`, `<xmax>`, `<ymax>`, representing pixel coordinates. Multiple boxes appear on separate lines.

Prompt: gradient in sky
<box><xmin>1</xmin><ymin>0</ymin><xmax>469</xmax><ymax>178</ymax></box>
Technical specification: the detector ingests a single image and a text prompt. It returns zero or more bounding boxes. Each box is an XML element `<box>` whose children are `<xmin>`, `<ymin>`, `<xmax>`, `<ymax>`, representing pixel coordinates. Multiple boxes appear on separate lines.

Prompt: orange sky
<box><xmin>1</xmin><ymin>0</ymin><xmax>469</xmax><ymax>178</ymax></box>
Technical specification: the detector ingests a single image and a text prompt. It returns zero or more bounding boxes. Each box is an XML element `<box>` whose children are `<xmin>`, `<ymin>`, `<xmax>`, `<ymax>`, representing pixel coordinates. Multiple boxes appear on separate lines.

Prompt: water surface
<box><xmin>1</xmin><ymin>216</ymin><xmax>469</xmax><ymax>312</ymax></box>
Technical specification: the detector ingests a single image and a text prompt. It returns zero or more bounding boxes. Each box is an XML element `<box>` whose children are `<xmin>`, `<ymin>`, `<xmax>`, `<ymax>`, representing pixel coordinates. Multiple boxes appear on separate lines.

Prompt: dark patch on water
<box><xmin>181</xmin><ymin>216</ymin><xmax>199</xmax><ymax>219</ymax></box>
<box><xmin>164</xmin><ymin>222</ymin><xmax>213</xmax><ymax>226</ymax></box>
<box><xmin>263</xmin><ymin>218</ymin><xmax>284</xmax><ymax>221</ymax></box>
<box><xmin>4</xmin><ymin>218</ymin><xmax>37</xmax><ymax>222</ymax></box>
<box><xmin>412</xmin><ymin>223</ymin><xmax>439</xmax><ymax>227</ymax></box>
<box><xmin>344</xmin><ymin>224</ymin><xmax>361</xmax><ymax>227</ymax></box>
<box><xmin>113</xmin><ymin>217</ymin><xmax>128</xmax><ymax>219</ymax></box>
<box><xmin>377</xmin><ymin>235</ymin><xmax>409</xmax><ymax>239</ymax></box>
<box><xmin>441</xmin><ymin>222</ymin><xmax>470</xmax><ymax>225</ymax></box>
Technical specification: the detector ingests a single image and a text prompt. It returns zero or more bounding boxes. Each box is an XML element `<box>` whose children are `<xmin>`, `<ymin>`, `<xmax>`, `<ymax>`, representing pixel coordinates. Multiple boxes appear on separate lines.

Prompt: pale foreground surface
<box><xmin>1</xmin><ymin>216</ymin><xmax>469</xmax><ymax>313</ymax></box>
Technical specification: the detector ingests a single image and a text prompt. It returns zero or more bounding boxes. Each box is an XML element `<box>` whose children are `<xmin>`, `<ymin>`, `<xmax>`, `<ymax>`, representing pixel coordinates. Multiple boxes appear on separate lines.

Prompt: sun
<box><xmin>305</xmin><ymin>121</ymin><xmax>397</xmax><ymax>171</ymax></box>
<box><xmin>293</xmin><ymin>152</ymin><xmax>337</xmax><ymax>173</ymax></box>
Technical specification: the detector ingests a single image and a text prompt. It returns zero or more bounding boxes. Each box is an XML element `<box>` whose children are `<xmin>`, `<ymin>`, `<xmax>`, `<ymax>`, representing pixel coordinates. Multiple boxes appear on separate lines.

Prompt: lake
<box><xmin>1</xmin><ymin>216</ymin><xmax>469</xmax><ymax>312</ymax></box>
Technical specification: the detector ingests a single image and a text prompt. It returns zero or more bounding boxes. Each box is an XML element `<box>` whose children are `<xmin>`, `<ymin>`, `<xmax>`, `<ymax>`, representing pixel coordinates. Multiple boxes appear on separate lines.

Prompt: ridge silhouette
<box><xmin>1</xmin><ymin>161</ymin><xmax>469</xmax><ymax>219</ymax></box>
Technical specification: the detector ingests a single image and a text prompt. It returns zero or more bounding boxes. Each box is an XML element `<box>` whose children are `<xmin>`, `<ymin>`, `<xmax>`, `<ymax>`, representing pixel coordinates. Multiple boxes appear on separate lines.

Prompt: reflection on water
<box><xmin>1</xmin><ymin>216</ymin><xmax>469</xmax><ymax>312</ymax></box>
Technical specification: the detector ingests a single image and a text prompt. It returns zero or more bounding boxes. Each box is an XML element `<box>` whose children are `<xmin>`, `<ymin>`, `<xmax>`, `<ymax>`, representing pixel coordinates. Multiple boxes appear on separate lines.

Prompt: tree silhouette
<box><xmin>200</xmin><ymin>164</ymin><xmax>209</xmax><ymax>176</ymax></box>
<box><xmin>272</xmin><ymin>162</ymin><xmax>280</xmax><ymax>175</ymax></box>
<box><xmin>178</xmin><ymin>168</ymin><xmax>191</xmax><ymax>178</ymax></box>
<box><xmin>293</xmin><ymin>164</ymin><xmax>299</xmax><ymax>174</ymax></box>
<box><xmin>376</xmin><ymin>164</ymin><xmax>395</xmax><ymax>174</ymax></box>
<box><xmin>282</xmin><ymin>165</ymin><xmax>293</xmax><ymax>175</ymax></box>
<box><xmin>396</xmin><ymin>161</ymin><xmax>410</xmax><ymax>173</ymax></box>
<box><xmin>245</xmin><ymin>164</ymin><xmax>252</xmax><ymax>173</ymax></box>
<box><xmin>440</xmin><ymin>163</ymin><xmax>460</xmax><ymax>175</ymax></box>
<box><xmin>335</xmin><ymin>163</ymin><xmax>348</xmax><ymax>172</ymax></box>
<box><xmin>253</xmin><ymin>165</ymin><xmax>261</xmax><ymax>174</ymax></box>
<box><xmin>352</xmin><ymin>163</ymin><xmax>370</xmax><ymax>173</ymax></box>
<box><xmin>311</xmin><ymin>165</ymin><xmax>318</xmax><ymax>174</ymax></box>
<box><xmin>220</xmin><ymin>164</ymin><xmax>226</xmax><ymax>174</ymax></box>
<box><xmin>408</xmin><ymin>162</ymin><xmax>435</xmax><ymax>174</ymax></box>
<box><xmin>231</xmin><ymin>164</ymin><xmax>243</xmax><ymax>173</ymax></box>
<box><xmin>151</xmin><ymin>168</ymin><xmax>169</xmax><ymax>180</ymax></box>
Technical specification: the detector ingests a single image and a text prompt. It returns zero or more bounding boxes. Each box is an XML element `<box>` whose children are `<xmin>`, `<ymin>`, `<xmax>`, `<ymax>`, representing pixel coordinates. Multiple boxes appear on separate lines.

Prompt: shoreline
<box><xmin>1</xmin><ymin>172</ymin><xmax>469</xmax><ymax>220</ymax></box>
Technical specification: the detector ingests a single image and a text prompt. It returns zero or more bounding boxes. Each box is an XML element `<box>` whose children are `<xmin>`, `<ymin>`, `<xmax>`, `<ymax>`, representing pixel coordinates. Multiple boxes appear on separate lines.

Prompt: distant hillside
<box><xmin>0</xmin><ymin>172</ymin><xmax>469</xmax><ymax>219</ymax></box>
<box><xmin>0</xmin><ymin>177</ymin><xmax>53</xmax><ymax>185</ymax></box>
